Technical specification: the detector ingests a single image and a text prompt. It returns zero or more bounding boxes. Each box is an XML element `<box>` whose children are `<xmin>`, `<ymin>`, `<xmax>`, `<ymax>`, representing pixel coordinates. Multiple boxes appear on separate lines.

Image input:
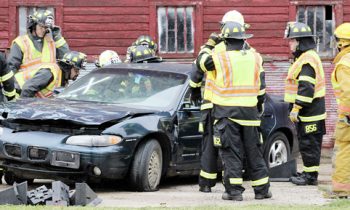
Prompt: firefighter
<box><xmin>117</xmin><ymin>45</ymin><xmax>160</xmax><ymax>96</ymax></box>
<box><xmin>196</xmin><ymin>21</ymin><xmax>270</xmax><ymax>201</ymax></box>
<box><xmin>0</xmin><ymin>52</ymin><xmax>15</xmax><ymax>183</ymax></box>
<box><xmin>0</xmin><ymin>52</ymin><xmax>16</xmax><ymax>102</ymax></box>
<box><xmin>190</xmin><ymin>10</ymin><xmax>255</xmax><ymax>193</ymax></box>
<box><xmin>331</xmin><ymin>22</ymin><xmax>350</xmax><ymax>197</ymax></box>
<box><xmin>125</xmin><ymin>35</ymin><xmax>158</xmax><ymax>63</ymax></box>
<box><xmin>130</xmin><ymin>45</ymin><xmax>162</xmax><ymax>63</ymax></box>
<box><xmin>8</xmin><ymin>9</ymin><xmax>69</xmax><ymax>75</ymax></box>
<box><xmin>284</xmin><ymin>22</ymin><xmax>326</xmax><ymax>186</ymax></box>
<box><xmin>15</xmin><ymin>51</ymin><xmax>86</xmax><ymax>98</ymax></box>
<box><xmin>95</xmin><ymin>50</ymin><xmax>121</xmax><ymax>68</ymax></box>
<box><xmin>220</xmin><ymin>10</ymin><xmax>250</xmax><ymax>30</ymax></box>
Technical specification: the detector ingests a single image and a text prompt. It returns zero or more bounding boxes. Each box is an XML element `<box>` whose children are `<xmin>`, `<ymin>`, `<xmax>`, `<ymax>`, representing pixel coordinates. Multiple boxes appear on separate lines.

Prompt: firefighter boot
<box><xmin>199</xmin><ymin>185</ymin><xmax>211</xmax><ymax>193</ymax></box>
<box><xmin>255</xmin><ymin>190</ymin><xmax>272</xmax><ymax>200</ymax></box>
<box><xmin>290</xmin><ymin>172</ymin><xmax>318</xmax><ymax>186</ymax></box>
<box><xmin>222</xmin><ymin>191</ymin><xmax>243</xmax><ymax>201</ymax></box>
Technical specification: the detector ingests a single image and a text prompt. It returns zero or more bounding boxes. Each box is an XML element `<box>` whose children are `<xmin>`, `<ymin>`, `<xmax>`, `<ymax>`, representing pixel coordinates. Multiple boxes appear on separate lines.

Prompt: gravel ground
<box><xmin>0</xmin><ymin>149</ymin><xmax>335</xmax><ymax>208</ymax></box>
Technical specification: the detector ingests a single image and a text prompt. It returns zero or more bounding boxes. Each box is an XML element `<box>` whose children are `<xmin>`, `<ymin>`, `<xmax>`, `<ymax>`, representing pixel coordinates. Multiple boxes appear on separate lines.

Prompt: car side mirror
<box><xmin>180</xmin><ymin>102</ymin><xmax>200</xmax><ymax>111</ymax></box>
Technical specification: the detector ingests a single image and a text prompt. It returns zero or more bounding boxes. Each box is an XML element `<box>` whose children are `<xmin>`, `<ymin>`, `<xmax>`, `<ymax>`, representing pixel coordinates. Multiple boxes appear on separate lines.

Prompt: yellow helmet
<box><xmin>334</xmin><ymin>23</ymin><xmax>350</xmax><ymax>39</ymax></box>
<box><xmin>221</xmin><ymin>10</ymin><xmax>250</xmax><ymax>29</ymax></box>
<box><xmin>96</xmin><ymin>50</ymin><xmax>121</xmax><ymax>67</ymax></box>
<box><xmin>334</xmin><ymin>23</ymin><xmax>350</xmax><ymax>48</ymax></box>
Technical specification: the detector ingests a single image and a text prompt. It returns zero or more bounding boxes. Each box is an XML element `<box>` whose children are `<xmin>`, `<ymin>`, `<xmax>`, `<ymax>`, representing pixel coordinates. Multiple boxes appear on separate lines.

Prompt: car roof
<box><xmin>100</xmin><ymin>63</ymin><xmax>192</xmax><ymax>75</ymax></box>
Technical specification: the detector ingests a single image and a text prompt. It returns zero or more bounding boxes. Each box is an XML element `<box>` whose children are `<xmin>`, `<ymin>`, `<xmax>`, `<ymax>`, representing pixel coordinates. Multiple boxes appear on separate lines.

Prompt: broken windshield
<box><xmin>58</xmin><ymin>68</ymin><xmax>187</xmax><ymax>109</ymax></box>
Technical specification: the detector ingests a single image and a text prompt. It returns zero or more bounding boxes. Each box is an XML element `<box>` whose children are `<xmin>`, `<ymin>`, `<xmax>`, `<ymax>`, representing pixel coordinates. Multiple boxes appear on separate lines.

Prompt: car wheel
<box><xmin>4</xmin><ymin>172</ymin><xmax>34</xmax><ymax>185</ymax></box>
<box><xmin>129</xmin><ymin>139</ymin><xmax>163</xmax><ymax>192</ymax></box>
<box><xmin>264</xmin><ymin>132</ymin><xmax>291</xmax><ymax>168</ymax></box>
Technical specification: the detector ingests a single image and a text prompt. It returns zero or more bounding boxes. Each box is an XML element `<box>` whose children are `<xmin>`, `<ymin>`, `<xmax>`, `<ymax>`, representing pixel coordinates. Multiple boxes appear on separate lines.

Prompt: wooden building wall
<box><xmin>62</xmin><ymin>0</ymin><xmax>150</xmax><ymax>61</ymax></box>
<box><xmin>0</xmin><ymin>0</ymin><xmax>8</xmax><ymax>50</ymax></box>
<box><xmin>202</xmin><ymin>0</ymin><xmax>290</xmax><ymax>60</ymax></box>
<box><xmin>345</xmin><ymin>0</ymin><xmax>350</xmax><ymax>21</ymax></box>
<box><xmin>60</xmin><ymin>0</ymin><xmax>292</xmax><ymax>60</ymax></box>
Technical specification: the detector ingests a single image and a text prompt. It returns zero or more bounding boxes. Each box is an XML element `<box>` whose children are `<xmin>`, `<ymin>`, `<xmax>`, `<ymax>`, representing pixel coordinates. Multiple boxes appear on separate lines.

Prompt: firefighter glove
<box><xmin>338</xmin><ymin>114</ymin><xmax>350</xmax><ymax>126</ymax></box>
<box><xmin>190</xmin><ymin>87</ymin><xmax>202</xmax><ymax>107</ymax></box>
<box><xmin>289</xmin><ymin>104</ymin><xmax>302</xmax><ymax>123</ymax></box>
<box><xmin>205</xmin><ymin>32</ymin><xmax>221</xmax><ymax>47</ymax></box>
<box><xmin>51</xmin><ymin>26</ymin><xmax>61</xmax><ymax>39</ymax></box>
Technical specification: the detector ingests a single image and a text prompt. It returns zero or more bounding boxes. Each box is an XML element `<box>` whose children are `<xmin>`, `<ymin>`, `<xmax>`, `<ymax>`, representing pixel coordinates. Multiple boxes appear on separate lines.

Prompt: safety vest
<box><xmin>284</xmin><ymin>50</ymin><xmax>325</xmax><ymax>104</ymax></box>
<box><xmin>198</xmin><ymin>42</ymin><xmax>226</xmax><ymax>110</ymax></box>
<box><xmin>15</xmin><ymin>63</ymin><xmax>62</xmax><ymax>98</ymax></box>
<box><xmin>208</xmin><ymin>49</ymin><xmax>261</xmax><ymax>107</ymax></box>
<box><xmin>12</xmin><ymin>34</ymin><xmax>56</xmax><ymax>73</ymax></box>
<box><xmin>332</xmin><ymin>53</ymin><xmax>350</xmax><ymax>112</ymax></box>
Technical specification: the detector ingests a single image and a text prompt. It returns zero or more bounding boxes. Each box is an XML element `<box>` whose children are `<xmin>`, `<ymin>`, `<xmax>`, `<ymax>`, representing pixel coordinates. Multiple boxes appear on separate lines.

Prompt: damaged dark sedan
<box><xmin>0</xmin><ymin>63</ymin><xmax>297</xmax><ymax>191</ymax></box>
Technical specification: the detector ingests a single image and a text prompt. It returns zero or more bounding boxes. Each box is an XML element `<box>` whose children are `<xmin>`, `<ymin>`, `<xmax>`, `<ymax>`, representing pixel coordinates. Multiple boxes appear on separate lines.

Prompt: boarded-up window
<box><xmin>18</xmin><ymin>7</ymin><xmax>54</xmax><ymax>36</ymax></box>
<box><xmin>157</xmin><ymin>6</ymin><xmax>194</xmax><ymax>53</ymax></box>
<box><xmin>297</xmin><ymin>5</ymin><xmax>335</xmax><ymax>57</ymax></box>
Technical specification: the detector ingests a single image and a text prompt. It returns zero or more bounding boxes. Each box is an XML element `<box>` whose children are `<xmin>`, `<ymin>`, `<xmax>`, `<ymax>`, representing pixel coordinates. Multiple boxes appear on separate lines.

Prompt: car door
<box><xmin>175</xmin><ymin>87</ymin><xmax>202</xmax><ymax>170</ymax></box>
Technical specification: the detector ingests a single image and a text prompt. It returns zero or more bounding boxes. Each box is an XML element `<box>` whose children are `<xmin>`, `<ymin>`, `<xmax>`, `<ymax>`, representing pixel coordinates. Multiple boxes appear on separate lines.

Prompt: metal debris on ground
<box><xmin>73</xmin><ymin>183</ymin><xmax>102</xmax><ymax>206</ymax></box>
<box><xmin>27</xmin><ymin>185</ymin><xmax>52</xmax><ymax>205</ymax></box>
<box><xmin>0</xmin><ymin>180</ymin><xmax>101</xmax><ymax>206</ymax></box>
<box><xmin>0</xmin><ymin>181</ymin><xmax>27</xmax><ymax>205</ymax></box>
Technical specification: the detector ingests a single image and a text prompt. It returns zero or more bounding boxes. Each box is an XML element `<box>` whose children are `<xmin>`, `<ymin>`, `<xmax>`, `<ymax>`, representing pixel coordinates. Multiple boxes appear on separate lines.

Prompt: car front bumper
<box><xmin>0</xmin><ymin>128</ymin><xmax>132</xmax><ymax>181</ymax></box>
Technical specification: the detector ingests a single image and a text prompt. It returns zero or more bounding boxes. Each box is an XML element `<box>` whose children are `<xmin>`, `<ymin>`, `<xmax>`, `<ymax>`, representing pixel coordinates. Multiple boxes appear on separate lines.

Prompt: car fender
<box><xmin>102</xmin><ymin>114</ymin><xmax>174</xmax><ymax>170</ymax></box>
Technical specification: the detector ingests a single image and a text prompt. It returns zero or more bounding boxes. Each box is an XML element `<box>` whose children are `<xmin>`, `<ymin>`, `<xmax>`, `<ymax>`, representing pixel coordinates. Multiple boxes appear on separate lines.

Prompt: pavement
<box><xmin>0</xmin><ymin>149</ymin><xmax>336</xmax><ymax>207</ymax></box>
<box><xmin>96</xmin><ymin>149</ymin><xmax>334</xmax><ymax>207</ymax></box>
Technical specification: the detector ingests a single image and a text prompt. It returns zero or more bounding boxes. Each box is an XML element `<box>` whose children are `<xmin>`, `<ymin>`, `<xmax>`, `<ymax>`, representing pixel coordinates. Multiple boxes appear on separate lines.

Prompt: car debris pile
<box><xmin>0</xmin><ymin>181</ymin><xmax>102</xmax><ymax>206</ymax></box>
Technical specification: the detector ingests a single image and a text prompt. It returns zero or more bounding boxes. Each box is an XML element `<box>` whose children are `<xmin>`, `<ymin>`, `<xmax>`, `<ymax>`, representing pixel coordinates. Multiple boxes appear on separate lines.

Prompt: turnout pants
<box><xmin>214</xmin><ymin>118</ymin><xmax>269</xmax><ymax>195</ymax></box>
<box><xmin>332</xmin><ymin>120</ymin><xmax>350</xmax><ymax>193</ymax></box>
<box><xmin>199</xmin><ymin>108</ymin><xmax>218</xmax><ymax>187</ymax></box>
<box><xmin>297</xmin><ymin>121</ymin><xmax>325</xmax><ymax>179</ymax></box>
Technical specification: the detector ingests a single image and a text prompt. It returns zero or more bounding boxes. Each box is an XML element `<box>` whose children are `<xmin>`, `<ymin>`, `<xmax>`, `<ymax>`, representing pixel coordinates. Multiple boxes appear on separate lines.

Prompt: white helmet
<box><xmin>221</xmin><ymin>10</ymin><xmax>250</xmax><ymax>29</ymax></box>
<box><xmin>96</xmin><ymin>50</ymin><xmax>121</xmax><ymax>67</ymax></box>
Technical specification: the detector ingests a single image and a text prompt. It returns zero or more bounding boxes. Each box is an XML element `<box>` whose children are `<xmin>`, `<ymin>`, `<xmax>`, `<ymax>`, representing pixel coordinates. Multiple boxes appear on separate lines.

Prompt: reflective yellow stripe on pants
<box><xmin>229</xmin><ymin>178</ymin><xmax>243</xmax><ymax>185</ymax></box>
<box><xmin>303</xmin><ymin>165</ymin><xmax>320</xmax><ymax>172</ymax></box>
<box><xmin>251</xmin><ymin>176</ymin><xmax>269</xmax><ymax>186</ymax></box>
<box><xmin>200</xmin><ymin>170</ymin><xmax>217</xmax><ymax>180</ymax></box>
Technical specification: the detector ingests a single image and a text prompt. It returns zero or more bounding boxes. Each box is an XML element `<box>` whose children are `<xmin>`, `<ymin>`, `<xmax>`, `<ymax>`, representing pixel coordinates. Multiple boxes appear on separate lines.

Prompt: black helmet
<box><xmin>220</xmin><ymin>21</ymin><xmax>253</xmax><ymax>39</ymax></box>
<box><xmin>135</xmin><ymin>35</ymin><xmax>158</xmax><ymax>52</ymax></box>
<box><xmin>284</xmin><ymin>22</ymin><xmax>315</xmax><ymax>39</ymax></box>
<box><xmin>28</xmin><ymin>9</ymin><xmax>54</xmax><ymax>29</ymax></box>
<box><xmin>58</xmin><ymin>51</ymin><xmax>87</xmax><ymax>70</ymax></box>
<box><xmin>130</xmin><ymin>45</ymin><xmax>161</xmax><ymax>63</ymax></box>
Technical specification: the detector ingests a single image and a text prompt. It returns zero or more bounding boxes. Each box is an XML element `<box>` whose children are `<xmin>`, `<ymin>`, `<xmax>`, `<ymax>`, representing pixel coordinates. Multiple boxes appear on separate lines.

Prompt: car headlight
<box><xmin>66</xmin><ymin>135</ymin><xmax>122</xmax><ymax>147</ymax></box>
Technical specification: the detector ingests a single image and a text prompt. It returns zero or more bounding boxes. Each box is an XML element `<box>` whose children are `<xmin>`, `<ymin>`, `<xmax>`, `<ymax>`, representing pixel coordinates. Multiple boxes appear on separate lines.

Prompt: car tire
<box><xmin>263</xmin><ymin>132</ymin><xmax>291</xmax><ymax>168</ymax></box>
<box><xmin>4</xmin><ymin>172</ymin><xmax>34</xmax><ymax>185</ymax></box>
<box><xmin>129</xmin><ymin>139</ymin><xmax>163</xmax><ymax>192</ymax></box>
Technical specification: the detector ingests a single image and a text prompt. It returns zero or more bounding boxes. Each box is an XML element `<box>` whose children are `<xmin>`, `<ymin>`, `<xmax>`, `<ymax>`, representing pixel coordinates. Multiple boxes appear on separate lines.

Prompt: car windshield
<box><xmin>58</xmin><ymin>68</ymin><xmax>187</xmax><ymax>109</ymax></box>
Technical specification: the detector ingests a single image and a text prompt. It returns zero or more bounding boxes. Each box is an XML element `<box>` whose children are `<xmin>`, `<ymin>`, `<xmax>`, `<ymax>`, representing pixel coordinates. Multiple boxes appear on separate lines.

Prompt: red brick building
<box><xmin>1</xmin><ymin>0</ymin><xmax>349</xmax><ymax>147</ymax></box>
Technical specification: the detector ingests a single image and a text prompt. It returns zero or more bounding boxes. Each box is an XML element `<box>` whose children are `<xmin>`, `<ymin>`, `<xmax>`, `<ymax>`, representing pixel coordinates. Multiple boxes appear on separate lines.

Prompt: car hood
<box><xmin>1</xmin><ymin>98</ymin><xmax>157</xmax><ymax>126</ymax></box>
